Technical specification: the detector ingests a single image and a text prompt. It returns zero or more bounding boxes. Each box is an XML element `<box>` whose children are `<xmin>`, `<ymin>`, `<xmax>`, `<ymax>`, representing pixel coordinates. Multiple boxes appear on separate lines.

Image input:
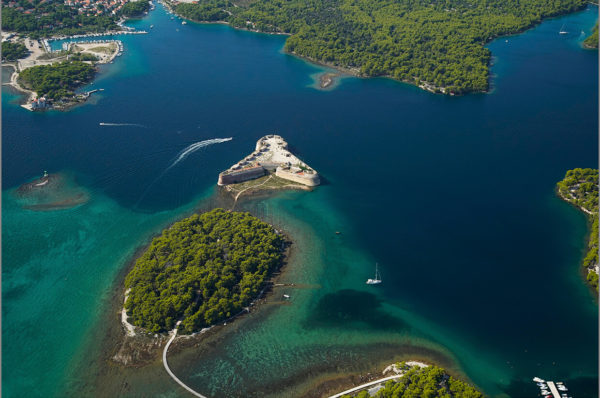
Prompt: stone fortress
<box><xmin>218</xmin><ymin>135</ymin><xmax>320</xmax><ymax>187</ymax></box>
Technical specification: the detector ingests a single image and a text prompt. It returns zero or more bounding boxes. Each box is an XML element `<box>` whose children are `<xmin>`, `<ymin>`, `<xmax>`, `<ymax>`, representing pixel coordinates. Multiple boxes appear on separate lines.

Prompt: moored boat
<box><xmin>366</xmin><ymin>263</ymin><xmax>382</xmax><ymax>285</ymax></box>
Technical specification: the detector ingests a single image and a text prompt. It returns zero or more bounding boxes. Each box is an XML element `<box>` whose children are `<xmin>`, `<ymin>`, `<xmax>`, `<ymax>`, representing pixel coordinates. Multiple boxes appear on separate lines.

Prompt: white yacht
<box><xmin>559</xmin><ymin>24</ymin><xmax>568</xmax><ymax>34</ymax></box>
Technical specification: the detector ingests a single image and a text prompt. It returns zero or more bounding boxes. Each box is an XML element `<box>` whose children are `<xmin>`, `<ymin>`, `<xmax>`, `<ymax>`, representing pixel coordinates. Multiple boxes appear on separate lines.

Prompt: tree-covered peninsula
<box><xmin>171</xmin><ymin>0</ymin><xmax>585</xmax><ymax>94</ymax></box>
<box><xmin>18</xmin><ymin>60</ymin><xmax>97</xmax><ymax>100</ymax></box>
<box><xmin>341</xmin><ymin>364</ymin><xmax>482</xmax><ymax>398</ymax></box>
<box><xmin>557</xmin><ymin>168</ymin><xmax>599</xmax><ymax>291</ymax></box>
<box><xmin>584</xmin><ymin>23</ymin><xmax>598</xmax><ymax>49</ymax></box>
<box><xmin>124</xmin><ymin>209</ymin><xmax>285</xmax><ymax>334</ymax></box>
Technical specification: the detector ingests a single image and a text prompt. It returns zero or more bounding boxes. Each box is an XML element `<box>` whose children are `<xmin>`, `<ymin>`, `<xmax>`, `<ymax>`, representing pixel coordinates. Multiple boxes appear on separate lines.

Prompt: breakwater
<box><xmin>44</xmin><ymin>30</ymin><xmax>147</xmax><ymax>53</ymax></box>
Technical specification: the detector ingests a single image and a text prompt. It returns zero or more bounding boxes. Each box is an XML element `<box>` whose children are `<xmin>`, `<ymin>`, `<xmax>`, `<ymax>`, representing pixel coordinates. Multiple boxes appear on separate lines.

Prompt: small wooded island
<box><xmin>124</xmin><ymin>208</ymin><xmax>286</xmax><ymax>334</ymax></box>
<box><xmin>557</xmin><ymin>168</ymin><xmax>599</xmax><ymax>291</ymax></box>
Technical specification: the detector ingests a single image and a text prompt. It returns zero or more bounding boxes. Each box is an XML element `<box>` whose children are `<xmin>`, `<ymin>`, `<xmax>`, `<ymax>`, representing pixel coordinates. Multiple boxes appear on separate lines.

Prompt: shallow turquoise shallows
<box><xmin>2</xmin><ymin>4</ymin><xmax>598</xmax><ymax>397</ymax></box>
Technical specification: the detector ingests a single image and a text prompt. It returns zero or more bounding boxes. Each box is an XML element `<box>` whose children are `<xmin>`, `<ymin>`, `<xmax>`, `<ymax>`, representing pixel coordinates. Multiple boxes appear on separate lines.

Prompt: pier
<box><xmin>547</xmin><ymin>382</ymin><xmax>562</xmax><ymax>398</ymax></box>
<box><xmin>533</xmin><ymin>377</ymin><xmax>571</xmax><ymax>398</ymax></box>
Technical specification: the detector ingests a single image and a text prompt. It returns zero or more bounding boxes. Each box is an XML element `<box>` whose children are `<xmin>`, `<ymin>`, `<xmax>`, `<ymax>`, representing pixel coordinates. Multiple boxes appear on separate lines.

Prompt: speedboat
<box><xmin>533</xmin><ymin>377</ymin><xmax>545</xmax><ymax>383</ymax></box>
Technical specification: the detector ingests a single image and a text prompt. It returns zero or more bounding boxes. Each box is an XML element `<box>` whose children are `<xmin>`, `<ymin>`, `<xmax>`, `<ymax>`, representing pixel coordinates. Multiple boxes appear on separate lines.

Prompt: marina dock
<box><xmin>547</xmin><ymin>382</ymin><xmax>561</xmax><ymax>398</ymax></box>
<box><xmin>533</xmin><ymin>377</ymin><xmax>571</xmax><ymax>398</ymax></box>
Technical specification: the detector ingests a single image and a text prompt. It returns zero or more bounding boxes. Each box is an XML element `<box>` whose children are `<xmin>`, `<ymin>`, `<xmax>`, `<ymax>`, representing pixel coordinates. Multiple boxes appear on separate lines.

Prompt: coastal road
<box><xmin>163</xmin><ymin>322</ymin><xmax>208</xmax><ymax>398</ymax></box>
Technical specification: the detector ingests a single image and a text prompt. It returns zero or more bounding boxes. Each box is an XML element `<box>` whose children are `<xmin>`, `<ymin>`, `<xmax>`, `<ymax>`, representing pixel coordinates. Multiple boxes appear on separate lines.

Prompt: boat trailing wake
<box><xmin>99</xmin><ymin>123</ymin><xmax>146</xmax><ymax>127</ymax></box>
<box><xmin>134</xmin><ymin>137</ymin><xmax>233</xmax><ymax>209</ymax></box>
<box><xmin>166</xmin><ymin>138</ymin><xmax>233</xmax><ymax>171</ymax></box>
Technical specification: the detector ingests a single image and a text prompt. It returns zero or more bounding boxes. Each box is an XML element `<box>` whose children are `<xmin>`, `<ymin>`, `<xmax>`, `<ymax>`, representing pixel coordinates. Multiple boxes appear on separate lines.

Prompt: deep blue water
<box><xmin>2</xmin><ymin>4</ymin><xmax>598</xmax><ymax>398</ymax></box>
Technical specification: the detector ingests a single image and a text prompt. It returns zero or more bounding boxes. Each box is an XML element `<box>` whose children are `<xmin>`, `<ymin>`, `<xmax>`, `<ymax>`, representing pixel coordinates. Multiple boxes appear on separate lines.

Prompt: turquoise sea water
<box><xmin>2</xmin><ymin>4</ymin><xmax>598</xmax><ymax>397</ymax></box>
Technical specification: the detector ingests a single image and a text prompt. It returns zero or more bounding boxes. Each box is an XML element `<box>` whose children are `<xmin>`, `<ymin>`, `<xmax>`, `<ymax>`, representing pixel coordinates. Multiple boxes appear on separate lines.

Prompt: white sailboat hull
<box><xmin>366</xmin><ymin>262</ymin><xmax>382</xmax><ymax>284</ymax></box>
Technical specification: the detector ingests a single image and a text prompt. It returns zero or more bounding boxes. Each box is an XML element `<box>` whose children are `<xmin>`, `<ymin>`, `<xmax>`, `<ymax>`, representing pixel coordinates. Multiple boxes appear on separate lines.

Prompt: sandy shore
<box><xmin>121</xmin><ymin>289</ymin><xmax>137</xmax><ymax>337</ymax></box>
<box><xmin>2</xmin><ymin>64</ymin><xmax>37</xmax><ymax>109</ymax></box>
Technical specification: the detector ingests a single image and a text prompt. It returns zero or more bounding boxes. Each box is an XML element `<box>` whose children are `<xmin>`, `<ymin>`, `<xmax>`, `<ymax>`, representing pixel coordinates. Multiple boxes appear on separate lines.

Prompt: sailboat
<box><xmin>366</xmin><ymin>263</ymin><xmax>382</xmax><ymax>285</ymax></box>
<box><xmin>559</xmin><ymin>24</ymin><xmax>568</xmax><ymax>35</ymax></box>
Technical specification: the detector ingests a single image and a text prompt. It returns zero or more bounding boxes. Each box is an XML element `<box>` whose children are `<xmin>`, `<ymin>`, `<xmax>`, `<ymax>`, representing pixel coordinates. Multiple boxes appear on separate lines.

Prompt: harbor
<box><xmin>533</xmin><ymin>377</ymin><xmax>572</xmax><ymax>398</ymax></box>
<box><xmin>44</xmin><ymin>29</ymin><xmax>147</xmax><ymax>51</ymax></box>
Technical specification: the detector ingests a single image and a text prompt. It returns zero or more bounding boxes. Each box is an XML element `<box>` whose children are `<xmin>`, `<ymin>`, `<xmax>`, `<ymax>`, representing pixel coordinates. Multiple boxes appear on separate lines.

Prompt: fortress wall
<box><xmin>275</xmin><ymin>169</ymin><xmax>320</xmax><ymax>187</ymax></box>
<box><xmin>218</xmin><ymin>166</ymin><xmax>266</xmax><ymax>185</ymax></box>
<box><xmin>218</xmin><ymin>135</ymin><xmax>320</xmax><ymax>188</ymax></box>
<box><xmin>260</xmin><ymin>162</ymin><xmax>280</xmax><ymax>171</ymax></box>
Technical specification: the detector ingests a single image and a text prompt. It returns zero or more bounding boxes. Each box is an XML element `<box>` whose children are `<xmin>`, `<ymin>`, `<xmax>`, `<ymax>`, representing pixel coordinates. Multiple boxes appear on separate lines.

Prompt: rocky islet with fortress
<box><xmin>218</xmin><ymin>135</ymin><xmax>320</xmax><ymax>187</ymax></box>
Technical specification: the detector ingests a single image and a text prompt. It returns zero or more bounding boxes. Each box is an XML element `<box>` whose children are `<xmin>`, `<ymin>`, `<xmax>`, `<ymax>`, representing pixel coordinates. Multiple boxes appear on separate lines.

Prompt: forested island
<box><xmin>18</xmin><ymin>60</ymin><xmax>97</xmax><ymax>102</ymax></box>
<box><xmin>124</xmin><ymin>209</ymin><xmax>286</xmax><ymax>334</ymax></box>
<box><xmin>584</xmin><ymin>23</ymin><xmax>598</xmax><ymax>49</ymax></box>
<box><xmin>341</xmin><ymin>363</ymin><xmax>482</xmax><ymax>398</ymax></box>
<box><xmin>170</xmin><ymin>0</ymin><xmax>586</xmax><ymax>94</ymax></box>
<box><xmin>557</xmin><ymin>168</ymin><xmax>599</xmax><ymax>291</ymax></box>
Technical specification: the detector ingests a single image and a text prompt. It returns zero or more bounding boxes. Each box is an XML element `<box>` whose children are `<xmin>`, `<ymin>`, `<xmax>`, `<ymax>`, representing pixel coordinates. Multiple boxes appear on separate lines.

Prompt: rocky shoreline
<box><xmin>318</xmin><ymin>72</ymin><xmax>341</xmax><ymax>89</ymax></box>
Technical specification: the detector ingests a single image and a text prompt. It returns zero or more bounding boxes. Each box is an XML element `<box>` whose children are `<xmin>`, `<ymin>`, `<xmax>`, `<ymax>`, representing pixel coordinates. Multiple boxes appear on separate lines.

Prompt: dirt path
<box><xmin>231</xmin><ymin>175</ymin><xmax>273</xmax><ymax>208</ymax></box>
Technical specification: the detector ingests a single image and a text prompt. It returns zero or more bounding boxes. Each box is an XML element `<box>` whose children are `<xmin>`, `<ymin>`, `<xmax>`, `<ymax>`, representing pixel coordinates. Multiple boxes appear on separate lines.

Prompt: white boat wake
<box><xmin>166</xmin><ymin>138</ymin><xmax>233</xmax><ymax>171</ymax></box>
<box><xmin>99</xmin><ymin>122</ymin><xmax>146</xmax><ymax>127</ymax></box>
<box><xmin>134</xmin><ymin>137</ymin><xmax>233</xmax><ymax>209</ymax></box>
